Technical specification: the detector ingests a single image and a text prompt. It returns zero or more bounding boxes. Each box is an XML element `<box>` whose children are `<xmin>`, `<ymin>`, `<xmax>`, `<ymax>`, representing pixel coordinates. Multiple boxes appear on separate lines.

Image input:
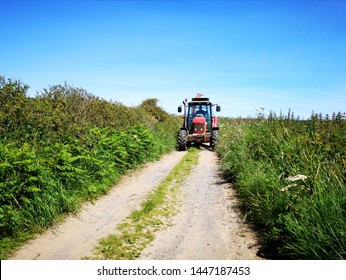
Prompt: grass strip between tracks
<box><xmin>89</xmin><ymin>148</ymin><xmax>200</xmax><ymax>260</ymax></box>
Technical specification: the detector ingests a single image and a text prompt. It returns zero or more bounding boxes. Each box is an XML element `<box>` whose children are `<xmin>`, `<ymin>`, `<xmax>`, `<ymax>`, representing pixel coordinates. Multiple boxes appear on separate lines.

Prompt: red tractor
<box><xmin>177</xmin><ymin>95</ymin><xmax>221</xmax><ymax>151</ymax></box>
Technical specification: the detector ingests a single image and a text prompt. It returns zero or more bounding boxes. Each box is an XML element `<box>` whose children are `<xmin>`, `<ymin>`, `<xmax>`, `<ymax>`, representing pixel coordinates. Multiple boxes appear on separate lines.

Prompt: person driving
<box><xmin>195</xmin><ymin>105</ymin><xmax>206</xmax><ymax>118</ymax></box>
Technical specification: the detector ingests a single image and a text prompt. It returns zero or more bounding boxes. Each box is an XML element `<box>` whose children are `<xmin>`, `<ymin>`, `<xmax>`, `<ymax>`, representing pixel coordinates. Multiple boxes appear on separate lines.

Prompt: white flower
<box><xmin>280</xmin><ymin>183</ymin><xmax>297</xmax><ymax>192</ymax></box>
<box><xmin>286</xmin><ymin>174</ymin><xmax>308</xmax><ymax>182</ymax></box>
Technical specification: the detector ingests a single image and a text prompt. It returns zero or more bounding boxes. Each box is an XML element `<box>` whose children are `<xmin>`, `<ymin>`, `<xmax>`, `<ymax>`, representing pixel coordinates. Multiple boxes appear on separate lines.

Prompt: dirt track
<box><xmin>140</xmin><ymin>149</ymin><xmax>261</xmax><ymax>260</ymax></box>
<box><xmin>10</xmin><ymin>149</ymin><xmax>262</xmax><ymax>260</ymax></box>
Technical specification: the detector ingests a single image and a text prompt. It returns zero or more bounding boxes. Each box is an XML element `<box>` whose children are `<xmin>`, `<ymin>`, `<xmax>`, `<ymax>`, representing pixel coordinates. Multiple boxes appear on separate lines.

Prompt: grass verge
<box><xmin>89</xmin><ymin>148</ymin><xmax>200</xmax><ymax>260</ymax></box>
<box><xmin>216</xmin><ymin>114</ymin><xmax>346</xmax><ymax>259</ymax></box>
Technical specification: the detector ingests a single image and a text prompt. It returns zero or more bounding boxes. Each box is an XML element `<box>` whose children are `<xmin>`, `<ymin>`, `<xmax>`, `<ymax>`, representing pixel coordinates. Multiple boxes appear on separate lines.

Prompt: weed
<box><xmin>217</xmin><ymin>112</ymin><xmax>346</xmax><ymax>259</ymax></box>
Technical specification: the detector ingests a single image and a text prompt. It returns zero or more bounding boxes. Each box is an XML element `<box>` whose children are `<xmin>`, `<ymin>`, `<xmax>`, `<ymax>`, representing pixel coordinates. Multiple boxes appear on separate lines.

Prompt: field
<box><xmin>216</xmin><ymin>111</ymin><xmax>346</xmax><ymax>259</ymax></box>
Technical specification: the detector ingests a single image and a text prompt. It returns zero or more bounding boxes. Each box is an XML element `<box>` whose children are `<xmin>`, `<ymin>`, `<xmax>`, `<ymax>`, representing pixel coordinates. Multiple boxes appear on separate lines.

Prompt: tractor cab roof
<box><xmin>191</xmin><ymin>97</ymin><xmax>209</xmax><ymax>102</ymax></box>
<box><xmin>188</xmin><ymin>97</ymin><xmax>212</xmax><ymax>106</ymax></box>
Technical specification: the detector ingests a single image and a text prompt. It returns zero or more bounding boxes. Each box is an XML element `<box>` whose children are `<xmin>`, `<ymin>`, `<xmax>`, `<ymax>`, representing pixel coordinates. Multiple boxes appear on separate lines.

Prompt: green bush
<box><xmin>0</xmin><ymin>76</ymin><xmax>180</xmax><ymax>259</ymax></box>
<box><xmin>217</xmin><ymin>113</ymin><xmax>346</xmax><ymax>259</ymax></box>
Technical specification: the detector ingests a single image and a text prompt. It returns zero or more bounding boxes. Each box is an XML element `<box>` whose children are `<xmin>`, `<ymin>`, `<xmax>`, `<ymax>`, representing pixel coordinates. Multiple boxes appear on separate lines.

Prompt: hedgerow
<box><xmin>0</xmin><ymin>76</ymin><xmax>180</xmax><ymax>259</ymax></box>
<box><xmin>217</xmin><ymin>112</ymin><xmax>346</xmax><ymax>259</ymax></box>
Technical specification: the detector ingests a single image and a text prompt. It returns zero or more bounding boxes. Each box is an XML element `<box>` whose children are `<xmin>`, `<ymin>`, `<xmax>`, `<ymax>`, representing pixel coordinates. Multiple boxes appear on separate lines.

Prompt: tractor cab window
<box><xmin>195</xmin><ymin>105</ymin><xmax>207</xmax><ymax>118</ymax></box>
<box><xmin>187</xmin><ymin>104</ymin><xmax>212</xmax><ymax>132</ymax></box>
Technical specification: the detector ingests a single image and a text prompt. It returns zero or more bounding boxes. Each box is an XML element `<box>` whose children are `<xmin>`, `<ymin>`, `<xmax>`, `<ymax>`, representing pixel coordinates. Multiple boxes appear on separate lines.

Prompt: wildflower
<box><xmin>286</xmin><ymin>174</ymin><xmax>307</xmax><ymax>182</ymax></box>
<box><xmin>280</xmin><ymin>183</ymin><xmax>297</xmax><ymax>192</ymax></box>
<box><xmin>281</xmin><ymin>174</ymin><xmax>307</xmax><ymax>192</ymax></box>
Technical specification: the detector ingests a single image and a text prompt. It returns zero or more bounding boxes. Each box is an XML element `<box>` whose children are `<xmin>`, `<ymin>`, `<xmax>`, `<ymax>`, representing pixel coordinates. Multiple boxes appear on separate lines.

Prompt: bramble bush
<box><xmin>217</xmin><ymin>111</ymin><xmax>346</xmax><ymax>259</ymax></box>
<box><xmin>0</xmin><ymin>76</ymin><xmax>180</xmax><ymax>259</ymax></box>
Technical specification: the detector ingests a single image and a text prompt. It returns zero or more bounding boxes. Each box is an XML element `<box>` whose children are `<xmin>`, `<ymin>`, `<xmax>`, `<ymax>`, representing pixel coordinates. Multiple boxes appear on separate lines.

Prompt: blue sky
<box><xmin>1</xmin><ymin>0</ymin><xmax>346</xmax><ymax>118</ymax></box>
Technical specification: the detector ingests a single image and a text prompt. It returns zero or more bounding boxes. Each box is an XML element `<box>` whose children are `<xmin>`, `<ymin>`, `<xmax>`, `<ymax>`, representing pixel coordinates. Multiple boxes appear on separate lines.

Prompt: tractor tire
<box><xmin>177</xmin><ymin>129</ymin><xmax>187</xmax><ymax>151</ymax></box>
<box><xmin>210</xmin><ymin>129</ymin><xmax>219</xmax><ymax>150</ymax></box>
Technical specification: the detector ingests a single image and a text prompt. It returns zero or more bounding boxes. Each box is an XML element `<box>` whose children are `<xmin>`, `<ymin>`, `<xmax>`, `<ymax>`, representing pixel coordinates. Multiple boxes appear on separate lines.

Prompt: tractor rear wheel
<box><xmin>210</xmin><ymin>129</ymin><xmax>219</xmax><ymax>150</ymax></box>
<box><xmin>177</xmin><ymin>129</ymin><xmax>187</xmax><ymax>151</ymax></box>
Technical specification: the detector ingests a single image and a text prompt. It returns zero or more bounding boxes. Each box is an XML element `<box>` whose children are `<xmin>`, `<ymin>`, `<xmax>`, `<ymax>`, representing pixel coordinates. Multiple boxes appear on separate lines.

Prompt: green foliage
<box><xmin>0</xmin><ymin>143</ymin><xmax>78</xmax><ymax>240</ymax></box>
<box><xmin>0</xmin><ymin>77</ymin><xmax>30</xmax><ymax>141</ymax></box>
<box><xmin>0</xmin><ymin>76</ymin><xmax>180</xmax><ymax>259</ymax></box>
<box><xmin>217</xmin><ymin>112</ymin><xmax>346</xmax><ymax>259</ymax></box>
<box><xmin>139</xmin><ymin>98</ymin><xmax>171</xmax><ymax>122</ymax></box>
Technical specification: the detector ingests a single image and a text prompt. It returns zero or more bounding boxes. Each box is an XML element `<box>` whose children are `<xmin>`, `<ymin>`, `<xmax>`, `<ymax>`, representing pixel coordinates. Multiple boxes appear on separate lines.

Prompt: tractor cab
<box><xmin>187</xmin><ymin>103</ymin><xmax>211</xmax><ymax>133</ymax></box>
<box><xmin>177</xmin><ymin>95</ymin><xmax>221</xmax><ymax>150</ymax></box>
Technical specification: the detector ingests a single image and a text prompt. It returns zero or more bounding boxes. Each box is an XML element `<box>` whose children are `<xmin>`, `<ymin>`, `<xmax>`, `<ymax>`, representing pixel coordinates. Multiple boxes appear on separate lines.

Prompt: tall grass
<box><xmin>0</xmin><ymin>76</ymin><xmax>180</xmax><ymax>259</ymax></box>
<box><xmin>217</xmin><ymin>112</ymin><xmax>346</xmax><ymax>259</ymax></box>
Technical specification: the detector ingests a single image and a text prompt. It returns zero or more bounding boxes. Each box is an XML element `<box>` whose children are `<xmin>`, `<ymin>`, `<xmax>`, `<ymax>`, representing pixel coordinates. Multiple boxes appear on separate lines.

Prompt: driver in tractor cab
<box><xmin>195</xmin><ymin>105</ymin><xmax>206</xmax><ymax>118</ymax></box>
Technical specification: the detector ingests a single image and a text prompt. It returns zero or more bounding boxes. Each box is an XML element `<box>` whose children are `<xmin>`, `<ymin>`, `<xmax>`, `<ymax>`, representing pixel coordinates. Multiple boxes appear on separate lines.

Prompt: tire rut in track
<box><xmin>10</xmin><ymin>149</ymin><xmax>262</xmax><ymax>260</ymax></box>
<box><xmin>140</xmin><ymin>149</ymin><xmax>262</xmax><ymax>260</ymax></box>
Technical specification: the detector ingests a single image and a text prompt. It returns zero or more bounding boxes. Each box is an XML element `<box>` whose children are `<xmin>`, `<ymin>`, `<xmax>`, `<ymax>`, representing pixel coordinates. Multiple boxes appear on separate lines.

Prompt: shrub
<box><xmin>0</xmin><ymin>76</ymin><xmax>180</xmax><ymax>259</ymax></box>
<box><xmin>217</xmin><ymin>113</ymin><xmax>346</xmax><ymax>259</ymax></box>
